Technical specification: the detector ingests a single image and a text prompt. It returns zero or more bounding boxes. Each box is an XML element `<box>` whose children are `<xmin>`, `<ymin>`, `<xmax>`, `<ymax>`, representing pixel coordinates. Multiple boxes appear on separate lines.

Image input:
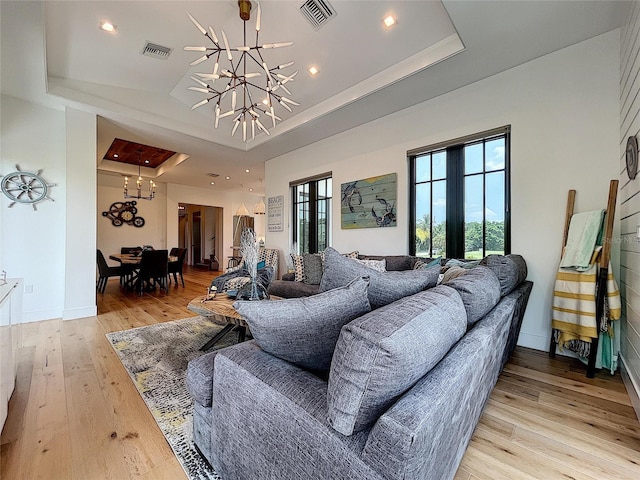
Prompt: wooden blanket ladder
<box><xmin>549</xmin><ymin>179</ymin><xmax>618</xmax><ymax>378</ymax></box>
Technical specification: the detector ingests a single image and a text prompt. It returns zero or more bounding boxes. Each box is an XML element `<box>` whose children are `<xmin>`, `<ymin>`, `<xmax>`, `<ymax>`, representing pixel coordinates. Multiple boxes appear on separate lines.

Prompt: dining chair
<box><xmin>119</xmin><ymin>246</ymin><xmax>140</xmax><ymax>285</ymax></box>
<box><xmin>137</xmin><ymin>249</ymin><xmax>169</xmax><ymax>295</ymax></box>
<box><xmin>168</xmin><ymin>248</ymin><xmax>187</xmax><ymax>287</ymax></box>
<box><xmin>96</xmin><ymin>249</ymin><xmax>123</xmax><ymax>294</ymax></box>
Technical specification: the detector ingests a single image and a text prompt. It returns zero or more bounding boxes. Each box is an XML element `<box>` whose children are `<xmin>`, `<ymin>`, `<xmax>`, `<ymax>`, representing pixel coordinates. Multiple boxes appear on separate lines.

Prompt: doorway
<box><xmin>178</xmin><ymin>203</ymin><xmax>223</xmax><ymax>270</ymax></box>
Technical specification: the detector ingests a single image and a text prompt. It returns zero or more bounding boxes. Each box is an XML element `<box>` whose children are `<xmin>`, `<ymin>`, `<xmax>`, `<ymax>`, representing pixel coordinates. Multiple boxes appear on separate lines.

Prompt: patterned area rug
<box><xmin>106</xmin><ymin>316</ymin><xmax>236</xmax><ymax>480</ymax></box>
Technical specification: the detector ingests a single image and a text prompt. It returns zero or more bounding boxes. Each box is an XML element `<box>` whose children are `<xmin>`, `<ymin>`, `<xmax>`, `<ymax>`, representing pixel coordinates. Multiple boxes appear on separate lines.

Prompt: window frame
<box><xmin>408</xmin><ymin>126</ymin><xmax>511</xmax><ymax>259</ymax></box>
<box><xmin>291</xmin><ymin>172</ymin><xmax>332</xmax><ymax>254</ymax></box>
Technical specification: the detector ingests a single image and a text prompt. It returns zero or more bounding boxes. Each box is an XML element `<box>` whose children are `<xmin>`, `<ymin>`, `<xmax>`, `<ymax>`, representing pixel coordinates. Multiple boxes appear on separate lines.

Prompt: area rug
<box><xmin>106</xmin><ymin>316</ymin><xmax>236</xmax><ymax>480</ymax></box>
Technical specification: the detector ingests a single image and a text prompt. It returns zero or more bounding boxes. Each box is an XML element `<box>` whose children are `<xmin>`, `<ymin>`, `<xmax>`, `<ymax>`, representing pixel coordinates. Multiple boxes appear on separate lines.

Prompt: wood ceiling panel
<box><xmin>104</xmin><ymin>139</ymin><xmax>176</xmax><ymax>169</ymax></box>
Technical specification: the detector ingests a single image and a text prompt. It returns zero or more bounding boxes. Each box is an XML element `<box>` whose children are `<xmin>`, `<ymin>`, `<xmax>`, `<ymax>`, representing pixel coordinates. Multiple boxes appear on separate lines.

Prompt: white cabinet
<box><xmin>0</xmin><ymin>279</ymin><xmax>22</xmax><ymax>432</ymax></box>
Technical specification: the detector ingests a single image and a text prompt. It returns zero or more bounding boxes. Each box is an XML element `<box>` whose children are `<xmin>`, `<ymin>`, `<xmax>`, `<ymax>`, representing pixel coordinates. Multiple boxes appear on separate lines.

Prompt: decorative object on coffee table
<box><xmin>236</xmin><ymin>228</ymin><xmax>269</xmax><ymax>300</ymax></box>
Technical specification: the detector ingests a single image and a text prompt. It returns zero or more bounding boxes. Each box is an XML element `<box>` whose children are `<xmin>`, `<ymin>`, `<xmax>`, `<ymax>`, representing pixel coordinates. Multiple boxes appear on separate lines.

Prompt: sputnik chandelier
<box><xmin>184</xmin><ymin>0</ymin><xmax>299</xmax><ymax>141</ymax></box>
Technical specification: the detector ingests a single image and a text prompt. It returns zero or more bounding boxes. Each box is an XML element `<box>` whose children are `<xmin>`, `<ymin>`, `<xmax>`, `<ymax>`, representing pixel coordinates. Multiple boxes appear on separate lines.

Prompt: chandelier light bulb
<box><xmin>184</xmin><ymin>1</ymin><xmax>298</xmax><ymax>141</ymax></box>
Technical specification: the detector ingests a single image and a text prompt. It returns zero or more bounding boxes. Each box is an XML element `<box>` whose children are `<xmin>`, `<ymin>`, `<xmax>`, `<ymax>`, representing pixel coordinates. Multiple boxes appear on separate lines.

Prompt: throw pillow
<box><xmin>327</xmin><ymin>285</ymin><xmax>467</xmax><ymax>436</ymax></box>
<box><xmin>353</xmin><ymin>258</ymin><xmax>386</xmax><ymax>272</ymax></box>
<box><xmin>291</xmin><ymin>253</ymin><xmax>305</xmax><ymax>282</ymax></box>
<box><xmin>413</xmin><ymin>257</ymin><xmax>442</xmax><ymax>270</ymax></box>
<box><xmin>233</xmin><ymin>276</ymin><xmax>371</xmax><ymax>371</ymax></box>
<box><xmin>303</xmin><ymin>253</ymin><xmax>323</xmax><ymax>285</ymax></box>
<box><xmin>480</xmin><ymin>254</ymin><xmax>527</xmax><ymax>296</ymax></box>
<box><xmin>442</xmin><ymin>266</ymin><xmax>501</xmax><ymax>326</ymax></box>
<box><xmin>319</xmin><ymin>247</ymin><xmax>439</xmax><ymax>309</ymax></box>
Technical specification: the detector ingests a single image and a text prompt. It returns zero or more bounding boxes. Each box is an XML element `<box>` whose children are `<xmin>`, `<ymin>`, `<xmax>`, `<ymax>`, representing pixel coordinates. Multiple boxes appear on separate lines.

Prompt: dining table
<box><xmin>109</xmin><ymin>252</ymin><xmax>178</xmax><ymax>291</ymax></box>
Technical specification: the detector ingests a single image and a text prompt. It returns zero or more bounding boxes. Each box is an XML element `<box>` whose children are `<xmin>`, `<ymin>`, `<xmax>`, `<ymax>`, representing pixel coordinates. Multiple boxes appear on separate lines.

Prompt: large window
<box><xmin>291</xmin><ymin>173</ymin><xmax>332</xmax><ymax>254</ymax></box>
<box><xmin>409</xmin><ymin>127</ymin><xmax>510</xmax><ymax>259</ymax></box>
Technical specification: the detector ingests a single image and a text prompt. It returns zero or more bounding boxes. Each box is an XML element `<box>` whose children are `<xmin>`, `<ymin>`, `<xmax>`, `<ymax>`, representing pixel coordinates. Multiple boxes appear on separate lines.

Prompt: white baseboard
<box><xmin>516</xmin><ymin>331</ymin><xmax>549</xmax><ymax>351</ymax></box>
<box><xmin>22</xmin><ymin>308</ymin><xmax>63</xmax><ymax>323</ymax></box>
<box><xmin>620</xmin><ymin>355</ymin><xmax>640</xmax><ymax>422</ymax></box>
<box><xmin>62</xmin><ymin>305</ymin><xmax>97</xmax><ymax>320</ymax></box>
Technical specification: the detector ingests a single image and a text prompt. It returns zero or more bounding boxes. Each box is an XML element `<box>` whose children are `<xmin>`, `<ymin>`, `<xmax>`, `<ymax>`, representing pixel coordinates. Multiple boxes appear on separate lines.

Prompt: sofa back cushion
<box><xmin>358</xmin><ymin>254</ymin><xmax>419</xmax><ymax>271</ymax></box>
<box><xmin>327</xmin><ymin>285</ymin><xmax>467</xmax><ymax>436</ymax></box>
<box><xmin>442</xmin><ymin>266</ymin><xmax>501</xmax><ymax>326</ymax></box>
<box><xmin>234</xmin><ymin>276</ymin><xmax>371</xmax><ymax>371</ymax></box>
<box><xmin>480</xmin><ymin>254</ymin><xmax>527</xmax><ymax>296</ymax></box>
<box><xmin>320</xmin><ymin>247</ymin><xmax>439</xmax><ymax>309</ymax></box>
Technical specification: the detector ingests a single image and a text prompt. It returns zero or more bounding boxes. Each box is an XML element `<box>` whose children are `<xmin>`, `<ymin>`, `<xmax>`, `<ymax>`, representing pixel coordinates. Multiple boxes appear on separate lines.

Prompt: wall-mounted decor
<box><xmin>1</xmin><ymin>164</ymin><xmax>56</xmax><ymax>210</ymax></box>
<box><xmin>267</xmin><ymin>195</ymin><xmax>284</xmax><ymax>232</ymax></box>
<box><xmin>626</xmin><ymin>135</ymin><xmax>638</xmax><ymax>180</ymax></box>
<box><xmin>341</xmin><ymin>173</ymin><xmax>397</xmax><ymax>229</ymax></box>
<box><xmin>102</xmin><ymin>201</ymin><xmax>145</xmax><ymax>227</ymax></box>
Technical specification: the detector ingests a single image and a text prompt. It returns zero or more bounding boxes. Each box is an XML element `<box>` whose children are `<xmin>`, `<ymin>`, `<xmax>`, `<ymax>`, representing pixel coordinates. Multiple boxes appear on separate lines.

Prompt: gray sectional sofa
<box><xmin>268</xmin><ymin>253</ymin><xmax>424</xmax><ymax>298</ymax></box>
<box><xmin>186</xmin><ymin>250</ymin><xmax>532</xmax><ymax>480</ymax></box>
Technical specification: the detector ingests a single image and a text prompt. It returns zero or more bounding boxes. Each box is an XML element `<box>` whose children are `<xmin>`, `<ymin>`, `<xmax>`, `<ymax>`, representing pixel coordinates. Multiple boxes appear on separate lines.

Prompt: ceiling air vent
<box><xmin>141</xmin><ymin>41</ymin><xmax>172</xmax><ymax>60</ymax></box>
<box><xmin>300</xmin><ymin>0</ymin><xmax>336</xmax><ymax>30</ymax></box>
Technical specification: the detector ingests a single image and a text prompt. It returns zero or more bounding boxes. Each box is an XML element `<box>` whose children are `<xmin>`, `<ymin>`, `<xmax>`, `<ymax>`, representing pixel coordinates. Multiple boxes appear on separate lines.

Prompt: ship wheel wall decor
<box><xmin>102</xmin><ymin>201</ymin><xmax>146</xmax><ymax>227</ymax></box>
<box><xmin>1</xmin><ymin>164</ymin><xmax>56</xmax><ymax>210</ymax></box>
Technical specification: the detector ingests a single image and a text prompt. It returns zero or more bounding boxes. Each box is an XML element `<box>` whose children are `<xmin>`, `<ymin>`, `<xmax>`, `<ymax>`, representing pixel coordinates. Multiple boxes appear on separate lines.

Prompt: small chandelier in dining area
<box><xmin>184</xmin><ymin>0</ymin><xmax>298</xmax><ymax>141</ymax></box>
<box><xmin>124</xmin><ymin>150</ymin><xmax>156</xmax><ymax>200</ymax></box>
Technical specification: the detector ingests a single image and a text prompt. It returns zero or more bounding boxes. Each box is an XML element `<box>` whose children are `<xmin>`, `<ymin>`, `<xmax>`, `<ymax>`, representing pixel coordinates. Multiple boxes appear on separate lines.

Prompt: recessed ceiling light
<box><xmin>100</xmin><ymin>21</ymin><xmax>117</xmax><ymax>33</ymax></box>
<box><xmin>383</xmin><ymin>15</ymin><xmax>396</xmax><ymax>28</ymax></box>
<box><xmin>113</xmin><ymin>154</ymin><xmax>119</xmax><ymax>158</ymax></box>
<box><xmin>245</xmin><ymin>169</ymin><xmax>250</xmax><ymax>173</ymax></box>
<box><xmin>249</xmin><ymin>188</ymin><xmax>253</xmax><ymax>192</ymax></box>
<box><xmin>144</xmin><ymin>159</ymin><xmax>150</xmax><ymax>165</ymax></box>
<box><xmin>225</xmin><ymin>176</ymin><xmax>230</xmax><ymax>180</ymax></box>
<box><xmin>308</xmin><ymin>66</ymin><xmax>319</xmax><ymax>76</ymax></box>
<box><xmin>210</xmin><ymin>181</ymin><xmax>215</xmax><ymax>185</ymax></box>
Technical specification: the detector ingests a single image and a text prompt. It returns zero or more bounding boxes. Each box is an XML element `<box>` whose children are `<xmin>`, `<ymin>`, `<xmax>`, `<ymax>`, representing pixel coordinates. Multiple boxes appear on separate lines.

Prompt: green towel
<box><xmin>560</xmin><ymin>210</ymin><xmax>604</xmax><ymax>271</ymax></box>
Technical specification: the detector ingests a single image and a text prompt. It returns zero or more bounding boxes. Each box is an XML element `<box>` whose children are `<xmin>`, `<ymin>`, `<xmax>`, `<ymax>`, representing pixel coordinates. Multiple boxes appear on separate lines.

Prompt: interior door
<box><xmin>192</xmin><ymin>211</ymin><xmax>202</xmax><ymax>265</ymax></box>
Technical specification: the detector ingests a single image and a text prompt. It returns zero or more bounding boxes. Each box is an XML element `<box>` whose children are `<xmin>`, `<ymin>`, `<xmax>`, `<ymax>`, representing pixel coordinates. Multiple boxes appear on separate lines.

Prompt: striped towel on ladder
<box><xmin>551</xmin><ymin>248</ymin><xmax>621</xmax><ymax>357</ymax></box>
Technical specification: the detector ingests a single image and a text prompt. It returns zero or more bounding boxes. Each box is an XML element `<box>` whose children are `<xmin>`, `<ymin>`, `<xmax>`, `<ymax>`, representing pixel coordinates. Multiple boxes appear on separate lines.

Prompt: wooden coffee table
<box><xmin>188</xmin><ymin>294</ymin><xmax>250</xmax><ymax>351</ymax></box>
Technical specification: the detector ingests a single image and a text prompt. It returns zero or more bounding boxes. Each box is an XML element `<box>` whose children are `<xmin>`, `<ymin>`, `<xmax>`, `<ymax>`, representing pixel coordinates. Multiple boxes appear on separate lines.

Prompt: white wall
<box><xmin>64</xmin><ymin>108</ymin><xmax>97</xmax><ymax>320</ymax></box>
<box><xmin>266</xmin><ymin>30</ymin><xmax>621</xmax><ymax>352</ymax></box>
<box><xmin>1</xmin><ymin>96</ymin><xmax>67</xmax><ymax>322</ymax></box>
<box><xmin>619</xmin><ymin>1</ymin><xmax>640</xmax><ymax>417</ymax></box>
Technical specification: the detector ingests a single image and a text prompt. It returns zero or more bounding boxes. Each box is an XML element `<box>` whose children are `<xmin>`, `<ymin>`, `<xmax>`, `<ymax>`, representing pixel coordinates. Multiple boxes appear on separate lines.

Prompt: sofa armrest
<box><xmin>211</xmin><ymin>341</ymin><xmax>381</xmax><ymax>480</ymax></box>
<box><xmin>281</xmin><ymin>272</ymin><xmax>295</xmax><ymax>281</ymax></box>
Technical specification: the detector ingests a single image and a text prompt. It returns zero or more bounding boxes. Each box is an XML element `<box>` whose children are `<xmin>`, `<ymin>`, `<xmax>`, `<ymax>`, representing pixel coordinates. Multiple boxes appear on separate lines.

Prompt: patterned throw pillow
<box><xmin>291</xmin><ymin>253</ymin><xmax>305</xmax><ymax>282</ymax></box>
<box><xmin>353</xmin><ymin>258</ymin><xmax>386</xmax><ymax>272</ymax></box>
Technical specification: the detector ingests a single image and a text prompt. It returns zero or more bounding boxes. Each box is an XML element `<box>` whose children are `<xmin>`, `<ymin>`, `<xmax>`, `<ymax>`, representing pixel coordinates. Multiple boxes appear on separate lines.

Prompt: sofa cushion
<box><xmin>320</xmin><ymin>247</ymin><xmax>439</xmax><ymax>309</ymax></box>
<box><xmin>186</xmin><ymin>351</ymin><xmax>219</xmax><ymax>407</ymax></box>
<box><xmin>268</xmin><ymin>279</ymin><xmax>320</xmax><ymax>298</ymax></box>
<box><xmin>359</xmin><ymin>254</ymin><xmax>418</xmax><ymax>271</ymax></box>
<box><xmin>303</xmin><ymin>253</ymin><xmax>323</xmax><ymax>284</ymax></box>
<box><xmin>480</xmin><ymin>255</ymin><xmax>526</xmax><ymax>297</ymax></box>
<box><xmin>327</xmin><ymin>285</ymin><xmax>467</xmax><ymax>436</ymax></box>
<box><xmin>234</xmin><ymin>276</ymin><xmax>371</xmax><ymax>371</ymax></box>
<box><xmin>442</xmin><ymin>266</ymin><xmax>501</xmax><ymax>326</ymax></box>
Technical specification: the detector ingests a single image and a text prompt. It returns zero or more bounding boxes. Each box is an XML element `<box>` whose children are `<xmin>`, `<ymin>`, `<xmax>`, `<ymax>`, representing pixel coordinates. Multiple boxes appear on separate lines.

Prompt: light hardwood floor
<box><xmin>2</xmin><ymin>267</ymin><xmax>640</xmax><ymax>479</ymax></box>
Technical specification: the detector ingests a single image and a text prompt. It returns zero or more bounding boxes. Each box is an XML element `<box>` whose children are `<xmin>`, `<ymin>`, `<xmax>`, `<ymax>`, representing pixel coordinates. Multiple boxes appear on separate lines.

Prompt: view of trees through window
<box><xmin>410</xmin><ymin>129</ymin><xmax>510</xmax><ymax>259</ymax></box>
